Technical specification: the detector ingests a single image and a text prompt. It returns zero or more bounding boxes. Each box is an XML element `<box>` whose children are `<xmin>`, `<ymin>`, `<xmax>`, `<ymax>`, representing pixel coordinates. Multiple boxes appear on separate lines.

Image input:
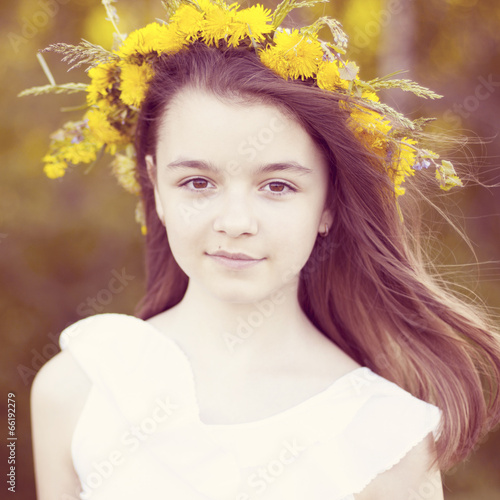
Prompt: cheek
<box><xmin>162</xmin><ymin>187</ymin><xmax>215</xmax><ymax>227</ymax></box>
<box><xmin>163</xmin><ymin>223</ymin><xmax>199</xmax><ymax>277</ymax></box>
<box><xmin>162</xmin><ymin>200</ymin><xmax>210</xmax><ymax>256</ymax></box>
<box><xmin>268</xmin><ymin>211</ymin><xmax>320</xmax><ymax>259</ymax></box>
<box><xmin>289</xmin><ymin>204</ymin><xmax>326</xmax><ymax>257</ymax></box>
<box><xmin>273</xmin><ymin>196</ymin><xmax>325</xmax><ymax>230</ymax></box>
<box><xmin>271</xmin><ymin>213</ymin><xmax>316</xmax><ymax>241</ymax></box>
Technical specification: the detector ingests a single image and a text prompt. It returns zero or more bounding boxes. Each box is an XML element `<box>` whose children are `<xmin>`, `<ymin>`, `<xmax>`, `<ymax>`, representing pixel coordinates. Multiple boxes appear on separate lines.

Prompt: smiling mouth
<box><xmin>208</xmin><ymin>250</ymin><xmax>260</xmax><ymax>260</ymax></box>
<box><xmin>206</xmin><ymin>251</ymin><xmax>265</xmax><ymax>269</ymax></box>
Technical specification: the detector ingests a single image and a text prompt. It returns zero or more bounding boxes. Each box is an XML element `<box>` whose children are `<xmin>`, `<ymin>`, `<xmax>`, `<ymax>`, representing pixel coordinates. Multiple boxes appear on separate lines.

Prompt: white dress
<box><xmin>59</xmin><ymin>313</ymin><xmax>442</xmax><ymax>500</ymax></box>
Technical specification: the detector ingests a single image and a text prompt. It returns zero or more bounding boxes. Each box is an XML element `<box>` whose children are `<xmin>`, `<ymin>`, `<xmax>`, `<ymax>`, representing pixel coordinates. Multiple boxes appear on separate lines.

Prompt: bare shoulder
<box><xmin>31</xmin><ymin>349</ymin><xmax>91</xmax><ymax>460</ymax></box>
<box><xmin>31</xmin><ymin>350</ymin><xmax>91</xmax><ymax>500</ymax></box>
<box><xmin>355</xmin><ymin>433</ymin><xmax>443</xmax><ymax>500</ymax></box>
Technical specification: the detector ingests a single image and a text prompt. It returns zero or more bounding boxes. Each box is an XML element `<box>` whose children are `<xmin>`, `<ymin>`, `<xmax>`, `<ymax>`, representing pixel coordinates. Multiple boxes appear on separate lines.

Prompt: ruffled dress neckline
<box><xmin>138</xmin><ymin>315</ymin><xmax>369</xmax><ymax>429</ymax></box>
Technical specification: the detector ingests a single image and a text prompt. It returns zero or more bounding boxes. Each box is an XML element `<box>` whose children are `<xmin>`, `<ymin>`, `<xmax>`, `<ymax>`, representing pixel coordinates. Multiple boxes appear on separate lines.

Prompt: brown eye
<box><xmin>192</xmin><ymin>179</ymin><xmax>208</xmax><ymax>189</ymax></box>
<box><xmin>269</xmin><ymin>182</ymin><xmax>285</xmax><ymax>192</ymax></box>
<box><xmin>263</xmin><ymin>182</ymin><xmax>296</xmax><ymax>195</ymax></box>
<box><xmin>182</xmin><ymin>177</ymin><xmax>213</xmax><ymax>191</ymax></box>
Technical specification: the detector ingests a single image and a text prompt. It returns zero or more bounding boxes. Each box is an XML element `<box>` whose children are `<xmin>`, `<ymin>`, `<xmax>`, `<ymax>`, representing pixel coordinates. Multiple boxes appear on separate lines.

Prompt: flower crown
<box><xmin>20</xmin><ymin>0</ymin><xmax>463</xmax><ymax>231</ymax></box>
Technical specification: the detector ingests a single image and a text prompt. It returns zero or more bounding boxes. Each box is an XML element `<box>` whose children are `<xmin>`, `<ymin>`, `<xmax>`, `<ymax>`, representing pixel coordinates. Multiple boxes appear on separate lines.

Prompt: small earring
<box><xmin>320</xmin><ymin>223</ymin><xmax>329</xmax><ymax>237</ymax></box>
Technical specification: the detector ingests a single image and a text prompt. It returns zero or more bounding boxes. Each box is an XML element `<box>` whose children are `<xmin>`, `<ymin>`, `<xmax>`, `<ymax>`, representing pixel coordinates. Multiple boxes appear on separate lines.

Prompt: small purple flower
<box><xmin>413</xmin><ymin>159</ymin><xmax>431</xmax><ymax>171</ymax></box>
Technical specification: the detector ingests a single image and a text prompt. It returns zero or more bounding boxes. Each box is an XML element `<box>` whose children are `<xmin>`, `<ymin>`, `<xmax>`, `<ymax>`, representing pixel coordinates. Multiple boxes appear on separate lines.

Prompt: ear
<box><xmin>145</xmin><ymin>154</ymin><xmax>156</xmax><ymax>185</ymax></box>
<box><xmin>319</xmin><ymin>208</ymin><xmax>333</xmax><ymax>237</ymax></box>
<box><xmin>145</xmin><ymin>154</ymin><xmax>165</xmax><ymax>226</ymax></box>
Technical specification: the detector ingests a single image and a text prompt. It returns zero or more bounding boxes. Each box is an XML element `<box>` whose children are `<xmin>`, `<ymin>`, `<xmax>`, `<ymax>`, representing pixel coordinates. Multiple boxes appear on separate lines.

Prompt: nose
<box><xmin>212</xmin><ymin>192</ymin><xmax>258</xmax><ymax>237</ymax></box>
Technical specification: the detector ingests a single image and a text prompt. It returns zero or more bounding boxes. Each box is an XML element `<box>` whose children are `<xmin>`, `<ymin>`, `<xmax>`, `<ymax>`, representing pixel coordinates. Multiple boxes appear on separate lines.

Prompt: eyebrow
<box><xmin>166</xmin><ymin>159</ymin><xmax>313</xmax><ymax>175</ymax></box>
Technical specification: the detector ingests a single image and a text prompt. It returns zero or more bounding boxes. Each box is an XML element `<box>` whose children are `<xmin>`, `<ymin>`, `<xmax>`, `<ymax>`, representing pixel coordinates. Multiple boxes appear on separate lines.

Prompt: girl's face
<box><xmin>147</xmin><ymin>89</ymin><xmax>332</xmax><ymax>304</ymax></box>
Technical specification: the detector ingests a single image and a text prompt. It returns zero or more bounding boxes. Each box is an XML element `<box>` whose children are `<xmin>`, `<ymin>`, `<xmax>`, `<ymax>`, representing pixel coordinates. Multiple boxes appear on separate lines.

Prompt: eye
<box><xmin>180</xmin><ymin>177</ymin><xmax>215</xmax><ymax>191</ymax></box>
<box><xmin>262</xmin><ymin>181</ymin><xmax>297</xmax><ymax>196</ymax></box>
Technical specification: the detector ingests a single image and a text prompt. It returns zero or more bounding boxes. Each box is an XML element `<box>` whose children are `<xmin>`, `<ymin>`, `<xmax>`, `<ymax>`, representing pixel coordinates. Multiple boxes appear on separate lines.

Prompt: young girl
<box><xmin>28</xmin><ymin>1</ymin><xmax>500</xmax><ymax>499</ymax></box>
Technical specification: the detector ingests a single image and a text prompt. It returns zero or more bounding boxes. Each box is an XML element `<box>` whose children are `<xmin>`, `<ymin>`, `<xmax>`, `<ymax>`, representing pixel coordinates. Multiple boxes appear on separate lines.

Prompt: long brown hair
<box><xmin>134</xmin><ymin>42</ymin><xmax>500</xmax><ymax>471</ymax></box>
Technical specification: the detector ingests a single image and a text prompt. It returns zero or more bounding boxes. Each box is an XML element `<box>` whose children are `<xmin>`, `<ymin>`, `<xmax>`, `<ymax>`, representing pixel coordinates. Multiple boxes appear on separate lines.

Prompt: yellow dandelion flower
<box><xmin>154</xmin><ymin>23</ymin><xmax>188</xmax><ymax>54</ymax></box>
<box><xmin>317</xmin><ymin>60</ymin><xmax>349</xmax><ymax>91</ymax></box>
<box><xmin>118</xmin><ymin>22</ymin><xmax>186</xmax><ymax>58</ymax></box>
<box><xmin>194</xmin><ymin>0</ymin><xmax>218</xmax><ymax>12</ymax></box>
<box><xmin>201</xmin><ymin>5</ymin><xmax>236</xmax><ymax>46</ymax></box>
<box><xmin>259</xmin><ymin>46</ymin><xmax>289</xmax><ymax>79</ymax></box>
<box><xmin>92</xmin><ymin>97</ymin><xmax>116</xmax><ymax>116</ymax></box>
<box><xmin>260</xmin><ymin>30</ymin><xmax>323</xmax><ymax>80</ymax></box>
<box><xmin>349</xmin><ymin>107</ymin><xmax>392</xmax><ymax>136</ymax></box>
<box><xmin>87</xmin><ymin>61</ymin><xmax>118</xmax><ymax>106</ymax></box>
<box><xmin>273</xmin><ymin>29</ymin><xmax>301</xmax><ymax>51</ymax></box>
<box><xmin>278</xmin><ymin>30</ymin><xmax>323</xmax><ymax>79</ymax></box>
<box><xmin>118</xmin><ymin>23</ymin><xmax>164</xmax><ymax>57</ymax></box>
<box><xmin>348</xmin><ymin>107</ymin><xmax>393</xmax><ymax>157</ymax></box>
<box><xmin>170</xmin><ymin>4</ymin><xmax>205</xmax><ymax>41</ymax></box>
<box><xmin>111</xmin><ymin>151</ymin><xmax>141</xmax><ymax>196</ymax></box>
<box><xmin>86</xmin><ymin>108</ymin><xmax>128</xmax><ymax>146</ymax></box>
<box><xmin>119</xmin><ymin>62</ymin><xmax>155</xmax><ymax>108</ymax></box>
<box><xmin>228</xmin><ymin>5</ymin><xmax>273</xmax><ymax>47</ymax></box>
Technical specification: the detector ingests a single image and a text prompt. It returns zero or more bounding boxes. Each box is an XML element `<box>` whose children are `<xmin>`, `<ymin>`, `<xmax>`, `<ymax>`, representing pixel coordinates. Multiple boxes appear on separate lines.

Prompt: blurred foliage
<box><xmin>0</xmin><ymin>0</ymin><xmax>498</xmax><ymax>498</ymax></box>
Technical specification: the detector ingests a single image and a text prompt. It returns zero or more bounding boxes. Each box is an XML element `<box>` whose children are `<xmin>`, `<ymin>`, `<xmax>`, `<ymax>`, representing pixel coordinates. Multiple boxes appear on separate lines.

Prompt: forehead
<box><xmin>155</xmin><ymin>88</ymin><xmax>326</xmax><ymax>171</ymax></box>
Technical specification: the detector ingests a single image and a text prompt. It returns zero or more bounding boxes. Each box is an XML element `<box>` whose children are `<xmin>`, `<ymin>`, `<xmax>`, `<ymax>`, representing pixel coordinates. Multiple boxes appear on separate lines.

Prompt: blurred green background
<box><xmin>1</xmin><ymin>0</ymin><xmax>499</xmax><ymax>498</ymax></box>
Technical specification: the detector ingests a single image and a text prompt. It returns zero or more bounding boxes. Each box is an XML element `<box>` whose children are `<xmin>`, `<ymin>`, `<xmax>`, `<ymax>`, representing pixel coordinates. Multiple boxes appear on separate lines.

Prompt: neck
<box><xmin>159</xmin><ymin>278</ymin><xmax>320</xmax><ymax>368</ymax></box>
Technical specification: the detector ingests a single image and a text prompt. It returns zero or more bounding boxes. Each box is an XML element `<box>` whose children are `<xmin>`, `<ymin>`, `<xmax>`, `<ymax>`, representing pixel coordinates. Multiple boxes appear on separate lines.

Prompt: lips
<box><xmin>208</xmin><ymin>250</ymin><xmax>260</xmax><ymax>260</ymax></box>
<box><xmin>206</xmin><ymin>250</ymin><xmax>265</xmax><ymax>269</ymax></box>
